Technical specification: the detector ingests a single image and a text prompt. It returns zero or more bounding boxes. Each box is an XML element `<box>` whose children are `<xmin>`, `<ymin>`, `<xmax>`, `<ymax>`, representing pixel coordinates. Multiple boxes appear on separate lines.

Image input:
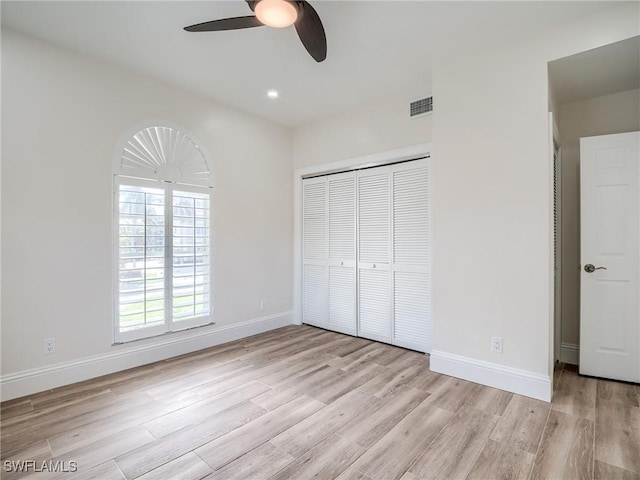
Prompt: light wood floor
<box><xmin>1</xmin><ymin>325</ymin><xmax>639</xmax><ymax>480</ymax></box>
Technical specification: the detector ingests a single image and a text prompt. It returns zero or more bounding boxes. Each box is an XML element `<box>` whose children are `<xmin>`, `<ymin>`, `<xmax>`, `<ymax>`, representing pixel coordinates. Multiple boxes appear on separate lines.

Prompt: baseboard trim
<box><xmin>560</xmin><ymin>342</ymin><xmax>579</xmax><ymax>365</ymax></box>
<box><xmin>0</xmin><ymin>311</ymin><xmax>293</xmax><ymax>402</ymax></box>
<box><xmin>430</xmin><ymin>350</ymin><xmax>552</xmax><ymax>402</ymax></box>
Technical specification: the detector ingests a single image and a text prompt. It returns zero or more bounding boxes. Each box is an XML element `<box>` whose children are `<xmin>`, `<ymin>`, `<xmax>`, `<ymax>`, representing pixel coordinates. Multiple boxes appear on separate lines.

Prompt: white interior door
<box><xmin>357</xmin><ymin>167</ymin><xmax>392</xmax><ymax>343</ymax></box>
<box><xmin>580</xmin><ymin>132</ymin><xmax>639</xmax><ymax>383</ymax></box>
<box><xmin>302</xmin><ymin>177</ymin><xmax>328</xmax><ymax>329</ymax></box>
<box><xmin>328</xmin><ymin>172</ymin><xmax>357</xmax><ymax>335</ymax></box>
<box><xmin>391</xmin><ymin>160</ymin><xmax>431</xmax><ymax>352</ymax></box>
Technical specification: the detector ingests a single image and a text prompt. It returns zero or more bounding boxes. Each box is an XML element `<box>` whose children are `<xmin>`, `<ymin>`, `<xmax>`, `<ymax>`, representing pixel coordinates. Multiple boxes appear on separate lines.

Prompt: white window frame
<box><xmin>113</xmin><ymin>176</ymin><xmax>214</xmax><ymax>343</ymax></box>
<box><xmin>112</xmin><ymin>123</ymin><xmax>214</xmax><ymax>344</ymax></box>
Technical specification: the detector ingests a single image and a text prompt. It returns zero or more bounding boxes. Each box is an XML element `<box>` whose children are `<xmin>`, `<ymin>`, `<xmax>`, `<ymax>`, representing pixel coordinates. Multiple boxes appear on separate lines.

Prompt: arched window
<box><xmin>113</xmin><ymin>125</ymin><xmax>214</xmax><ymax>343</ymax></box>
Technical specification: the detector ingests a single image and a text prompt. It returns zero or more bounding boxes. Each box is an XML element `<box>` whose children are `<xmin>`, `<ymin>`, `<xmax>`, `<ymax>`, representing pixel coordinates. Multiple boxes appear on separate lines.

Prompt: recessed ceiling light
<box><xmin>267</xmin><ymin>90</ymin><xmax>279</xmax><ymax>99</ymax></box>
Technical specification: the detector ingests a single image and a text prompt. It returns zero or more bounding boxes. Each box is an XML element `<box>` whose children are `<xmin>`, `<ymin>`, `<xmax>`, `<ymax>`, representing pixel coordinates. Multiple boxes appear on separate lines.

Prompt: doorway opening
<box><xmin>547</xmin><ymin>36</ymin><xmax>640</xmax><ymax>373</ymax></box>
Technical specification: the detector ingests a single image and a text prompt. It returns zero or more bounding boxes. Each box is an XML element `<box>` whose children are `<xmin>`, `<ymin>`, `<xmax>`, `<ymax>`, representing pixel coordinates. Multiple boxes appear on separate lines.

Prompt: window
<box><xmin>114</xmin><ymin>125</ymin><xmax>213</xmax><ymax>342</ymax></box>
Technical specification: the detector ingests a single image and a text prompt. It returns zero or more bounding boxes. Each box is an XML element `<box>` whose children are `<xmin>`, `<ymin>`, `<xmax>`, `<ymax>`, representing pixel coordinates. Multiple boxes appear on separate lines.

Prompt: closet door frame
<box><xmin>294</xmin><ymin>144</ymin><xmax>432</xmax><ymax>330</ymax></box>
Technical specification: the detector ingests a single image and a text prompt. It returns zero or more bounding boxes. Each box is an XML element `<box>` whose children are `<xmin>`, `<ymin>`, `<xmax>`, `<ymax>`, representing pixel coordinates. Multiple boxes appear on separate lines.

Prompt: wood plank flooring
<box><xmin>1</xmin><ymin>325</ymin><xmax>638</xmax><ymax>480</ymax></box>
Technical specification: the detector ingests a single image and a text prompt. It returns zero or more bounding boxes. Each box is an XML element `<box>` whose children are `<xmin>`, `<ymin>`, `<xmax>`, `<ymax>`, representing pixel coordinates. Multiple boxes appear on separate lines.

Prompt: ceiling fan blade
<box><xmin>294</xmin><ymin>0</ymin><xmax>327</xmax><ymax>62</ymax></box>
<box><xmin>184</xmin><ymin>16</ymin><xmax>263</xmax><ymax>32</ymax></box>
<box><xmin>245</xmin><ymin>0</ymin><xmax>259</xmax><ymax>12</ymax></box>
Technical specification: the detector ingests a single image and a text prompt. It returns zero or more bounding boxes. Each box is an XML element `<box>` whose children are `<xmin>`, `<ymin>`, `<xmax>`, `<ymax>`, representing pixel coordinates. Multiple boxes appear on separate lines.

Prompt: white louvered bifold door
<box><xmin>391</xmin><ymin>159</ymin><xmax>431</xmax><ymax>352</ymax></box>
<box><xmin>328</xmin><ymin>172</ymin><xmax>357</xmax><ymax>335</ymax></box>
<box><xmin>357</xmin><ymin>167</ymin><xmax>392</xmax><ymax>343</ymax></box>
<box><xmin>301</xmin><ymin>158</ymin><xmax>431</xmax><ymax>352</ymax></box>
<box><xmin>302</xmin><ymin>177</ymin><xmax>328</xmax><ymax>328</ymax></box>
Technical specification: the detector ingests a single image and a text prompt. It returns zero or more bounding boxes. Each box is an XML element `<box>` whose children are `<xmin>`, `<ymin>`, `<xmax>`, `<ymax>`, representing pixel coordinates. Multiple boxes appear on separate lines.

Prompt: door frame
<box><xmin>549</xmin><ymin>112</ymin><xmax>562</xmax><ymax>366</ymax></box>
<box><xmin>293</xmin><ymin>143</ymin><xmax>432</xmax><ymax>326</ymax></box>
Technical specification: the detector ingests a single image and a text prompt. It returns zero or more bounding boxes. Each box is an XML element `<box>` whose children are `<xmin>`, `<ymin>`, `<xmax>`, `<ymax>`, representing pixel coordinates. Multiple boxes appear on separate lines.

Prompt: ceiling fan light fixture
<box><xmin>255</xmin><ymin>0</ymin><xmax>298</xmax><ymax>28</ymax></box>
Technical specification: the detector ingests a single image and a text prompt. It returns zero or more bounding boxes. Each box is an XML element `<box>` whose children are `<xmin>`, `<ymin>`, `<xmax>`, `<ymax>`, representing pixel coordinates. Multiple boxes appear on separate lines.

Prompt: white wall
<box><xmin>557</xmin><ymin>88</ymin><xmax>640</xmax><ymax>359</ymax></box>
<box><xmin>1</xmin><ymin>31</ymin><xmax>293</xmax><ymax>392</ymax></box>
<box><xmin>430</xmin><ymin>3</ymin><xmax>639</xmax><ymax>401</ymax></box>
<box><xmin>292</xmin><ymin>92</ymin><xmax>432</xmax><ymax>169</ymax></box>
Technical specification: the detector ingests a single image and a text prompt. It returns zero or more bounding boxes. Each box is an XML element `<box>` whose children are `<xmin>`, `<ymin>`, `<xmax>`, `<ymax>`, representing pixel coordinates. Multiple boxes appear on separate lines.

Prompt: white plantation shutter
<box><xmin>172</xmin><ymin>188</ymin><xmax>212</xmax><ymax>325</ymax></box>
<box><xmin>115</xmin><ymin>125</ymin><xmax>213</xmax><ymax>342</ymax></box>
<box><xmin>302</xmin><ymin>177</ymin><xmax>328</xmax><ymax>328</ymax></box>
<box><xmin>118</xmin><ymin>126</ymin><xmax>212</xmax><ymax>187</ymax></box>
<box><xmin>116</xmin><ymin>179</ymin><xmax>213</xmax><ymax>342</ymax></box>
<box><xmin>117</xmin><ymin>181</ymin><xmax>168</xmax><ymax>339</ymax></box>
<box><xmin>328</xmin><ymin>173</ymin><xmax>357</xmax><ymax>335</ymax></box>
<box><xmin>357</xmin><ymin>167</ymin><xmax>392</xmax><ymax>343</ymax></box>
<box><xmin>391</xmin><ymin>161</ymin><xmax>431</xmax><ymax>351</ymax></box>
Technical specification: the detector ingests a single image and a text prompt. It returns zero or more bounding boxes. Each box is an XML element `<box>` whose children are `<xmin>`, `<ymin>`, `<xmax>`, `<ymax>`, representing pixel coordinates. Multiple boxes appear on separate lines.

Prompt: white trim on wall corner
<box><xmin>0</xmin><ymin>311</ymin><xmax>293</xmax><ymax>402</ymax></box>
<box><xmin>560</xmin><ymin>342</ymin><xmax>579</xmax><ymax>366</ymax></box>
<box><xmin>430</xmin><ymin>350</ymin><xmax>552</xmax><ymax>402</ymax></box>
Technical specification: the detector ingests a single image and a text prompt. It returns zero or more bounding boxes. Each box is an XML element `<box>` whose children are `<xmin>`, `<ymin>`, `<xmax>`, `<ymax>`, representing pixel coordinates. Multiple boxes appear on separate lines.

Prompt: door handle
<box><xmin>584</xmin><ymin>264</ymin><xmax>607</xmax><ymax>273</ymax></box>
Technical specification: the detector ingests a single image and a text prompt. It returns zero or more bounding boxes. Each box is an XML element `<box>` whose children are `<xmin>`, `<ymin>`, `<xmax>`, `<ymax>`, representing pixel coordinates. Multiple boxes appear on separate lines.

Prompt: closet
<box><xmin>302</xmin><ymin>158</ymin><xmax>431</xmax><ymax>353</ymax></box>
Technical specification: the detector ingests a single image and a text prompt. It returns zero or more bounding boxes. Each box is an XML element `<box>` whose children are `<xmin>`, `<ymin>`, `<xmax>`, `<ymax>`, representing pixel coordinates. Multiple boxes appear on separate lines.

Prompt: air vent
<box><xmin>410</xmin><ymin>97</ymin><xmax>433</xmax><ymax>117</ymax></box>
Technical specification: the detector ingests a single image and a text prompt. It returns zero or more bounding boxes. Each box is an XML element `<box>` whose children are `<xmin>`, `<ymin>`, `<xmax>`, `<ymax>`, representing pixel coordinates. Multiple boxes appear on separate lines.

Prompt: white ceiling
<box><xmin>549</xmin><ymin>35</ymin><xmax>640</xmax><ymax>106</ymax></box>
<box><xmin>1</xmin><ymin>1</ymin><xmax>620</xmax><ymax>126</ymax></box>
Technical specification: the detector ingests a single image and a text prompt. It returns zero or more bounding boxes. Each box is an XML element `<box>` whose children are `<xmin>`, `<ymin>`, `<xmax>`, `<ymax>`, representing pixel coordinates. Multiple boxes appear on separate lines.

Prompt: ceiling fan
<box><xmin>184</xmin><ymin>0</ymin><xmax>327</xmax><ymax>62</ymax></box>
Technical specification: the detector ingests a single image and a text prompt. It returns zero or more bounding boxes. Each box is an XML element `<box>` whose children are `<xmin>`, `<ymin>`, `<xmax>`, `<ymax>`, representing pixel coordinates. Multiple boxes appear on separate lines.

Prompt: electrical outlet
<box><xmin>491</xmin><ymin>337</ymin><xmax>503</xmax><ymax>353</ymax></box>
<box><xmin>260</xmin><ymin>300</ymin><xmax>268</xmax><ymax>312</ymax></box>
<box><xmin>43</xmin><ymin>337</ymin><xmax>56</xmax><ymax>355</ymax></box>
